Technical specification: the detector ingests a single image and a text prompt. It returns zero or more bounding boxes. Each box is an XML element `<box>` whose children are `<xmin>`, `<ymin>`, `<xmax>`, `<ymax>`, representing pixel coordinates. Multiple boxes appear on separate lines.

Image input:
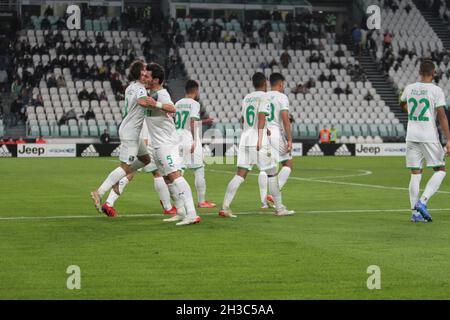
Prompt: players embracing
<box><xmin>91</xmin><ymin>60</ymin><xmax>200</xmax><ymax>226</ymax></box>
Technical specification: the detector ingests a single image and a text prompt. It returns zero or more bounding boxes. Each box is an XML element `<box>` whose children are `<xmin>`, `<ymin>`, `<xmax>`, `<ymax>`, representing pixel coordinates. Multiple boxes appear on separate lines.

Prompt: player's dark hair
<box><xmin>128</xmin><ymin>60</ymin><xmax>145</xmax><ymax>81</ymax></box>
<box><xmin>146</xmin><ymin>62</ymin><xmax>165</xmax><ymax>84</ymax></box>
<box><xmin>252</xmin><ymin>72</ymin><xmax>266</xmax><ymax>89</ymax></box>
<box><xmin>185</xmin><ymin>80</ymin><xmax>199</xmax><ymax>93</ymax></box>
<box><xmin>419</xmin><ymin>59</ymin><xmax>435</xmax><ymax>77</ymax></box>
<box><xmin>269</xmin><ymin>73</ymin><xmax>285</xmax><ymax>86</ymax></box>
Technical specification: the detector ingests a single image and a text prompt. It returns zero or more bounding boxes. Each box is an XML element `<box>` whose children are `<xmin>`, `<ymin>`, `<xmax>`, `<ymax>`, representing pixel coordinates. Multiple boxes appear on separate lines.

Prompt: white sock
<box><xmin>168</xmin><ymin>183</ymin><xmax>185</xmax><ymax>216</ymax></box>
<box><xmin>268</xmin><ymin>175</ymin><xmax>283</xmax><ymax>210</ymax></box>
<box><xmin>194</xmin><ymin>167</ymin><xmax>206</xmax><ymax>203</ymax></box>
<box><xmin>409</xmin><ymin>174</ymin><xmax>422</xmax><ymax>214</ymax></box>
<box><xmin>258</xmin><ymin>171</ymin><xmax>268</xmax><ymax>205</ymax></box>
<box><xmin>222</xmin><ymin>175</ymin><xmax>245</xmax><ymax>210</ymax></box>
<box><xmin>154</xmin><ymin>177</ymin><xmax>172</xmax><ymax>210</ymax></box>
<box><xmin>420</xmin><ymin>171</ymin><xmax>446</xmax><ymax>204</ymax></box>
<box><xmin>278</xmin><ymin>166</ymin><xmax>292</xmax><ymax>190</ymax></box>
<box><xmin>173</xmin><ymin>177</ymin><xmax>197</xmax><ymax>218</ymax></box>
<box><xmin>105</xmin><ymin>176</ymin><xmax>129</xmax><ymax>207</ymax></box>
<box><xmin>97</xmin><ymin>167</ymin><xmax>127</xmax><ymax>197</ymax></box>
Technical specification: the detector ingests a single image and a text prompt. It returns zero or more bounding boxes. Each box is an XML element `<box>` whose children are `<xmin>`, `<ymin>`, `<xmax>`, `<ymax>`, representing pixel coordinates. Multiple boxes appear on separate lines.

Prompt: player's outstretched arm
<box><xmin>281</xmin><ymin>110</ymin><xmax>292</xmax><ymax>152</ymax></box>
<box><xmin>437</xmin><ymin>108</ymin><xmax>450</xmax><ymax>155</ymax></box>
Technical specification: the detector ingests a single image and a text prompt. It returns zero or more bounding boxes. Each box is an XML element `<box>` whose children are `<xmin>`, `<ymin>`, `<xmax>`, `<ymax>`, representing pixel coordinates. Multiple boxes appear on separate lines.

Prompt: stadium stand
<box><xmin>3</xmin><ymin>0</ymin><xmax>450</xmax><ymax>144</ymax></box>
<box><xmin>11</xmin><ymin>28</ymin><xmax>148</xmax><ymax>138</ymax></box>
<box><xmin>373</xmin><ymin>0</ymin><xmax>450</xmax><ymax>96</ymax></box>
<box><xmin>29</xmin><ymin>15</ymin><xmax>122</xmax><ymax>32</ymax></box>
<box><xmin>179</xmin><ymin>19</ymin><xmax>404</xmax><ymax>143</ymax></box>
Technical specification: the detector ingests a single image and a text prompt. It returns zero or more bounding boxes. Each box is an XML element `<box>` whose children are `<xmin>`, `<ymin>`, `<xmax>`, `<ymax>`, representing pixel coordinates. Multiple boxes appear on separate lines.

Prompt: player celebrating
<box><xmin>400</xmin><ymin>59</ymin><xmax>450</xmax><ymax>222</ymax></box>
<box><xmin>219</xmin><ymin>72</ymin><xmax>294</xmax><ymax>217</ymax></box>
<box><xmin>145</xmin><ymin>63</ymin><xmax>201</xmax><ymax>226</ymax></box>
<box><xmin>90</xmin><ymin>60</ymin><xmax>163</xmax><ymax>216</ymax></box>
<box><xmin>258</xmin><ymin>73</ymin><xmax>293</xmax><ymax>209</ymax></box>
<box><xmin>175</xmin><ymin>80</ymin><xmax>216</xmax><ymax>208</ymax></box>
<box><xmin>101</xmin><ymin>121</ymin><xmax>177</xmax><ymax>216</ymax></box>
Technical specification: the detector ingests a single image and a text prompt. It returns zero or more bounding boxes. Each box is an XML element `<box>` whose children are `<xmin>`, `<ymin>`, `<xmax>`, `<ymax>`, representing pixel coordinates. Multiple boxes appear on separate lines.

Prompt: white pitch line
<box><xmin>206</xmin><ymin>169</ymin><xmax>450</xmax><ymax>194</ymax></box>
<box><xmin>2</xmin><ymin>208</ymin><xmax>450</xmax><ymax>221</ymax></box>
<box><xmin>300</xmin><ymin>169</ymin><xmax>372</xmax><ymax>180</ymax></box>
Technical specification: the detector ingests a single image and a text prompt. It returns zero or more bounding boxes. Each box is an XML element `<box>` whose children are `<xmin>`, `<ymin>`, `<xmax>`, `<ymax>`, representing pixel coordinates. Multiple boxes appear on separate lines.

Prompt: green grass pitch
<box><xmin>1</xmin><ymin>156</ymin><xmax>450</xmax><ymax>299</ymax></box>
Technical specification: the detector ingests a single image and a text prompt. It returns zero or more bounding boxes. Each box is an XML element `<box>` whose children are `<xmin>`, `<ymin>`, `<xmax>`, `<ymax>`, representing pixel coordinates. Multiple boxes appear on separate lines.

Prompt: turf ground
<box><xmin>1</xmin><ymin>156</ymin><xmax>450</xmax><ymax>299</ymax></box>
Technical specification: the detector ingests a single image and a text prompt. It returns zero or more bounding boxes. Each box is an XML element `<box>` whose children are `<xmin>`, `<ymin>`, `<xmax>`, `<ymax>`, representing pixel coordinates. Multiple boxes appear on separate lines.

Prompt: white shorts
<box><xmin>406</xmin><ymin>141</ymin><xmax>445</xmax><ymax>169</ymax></box>
<box><xmin>119</xmin><ymin>139</ymin><xmax>148</xmax><ymax>165</ymax></box>
<box><xmin>237</xmin><ymin>144</ymin><xmax>277</xmax><ymax>171</ymax></box>
<box><xmin>143</xmin><ymin>143</ymin><xmax>158</xmax><ymax>173</ymax></box>
<box><xmin>269</xmin><ymin>129</ymin><xmax>292</xmax><ymax>163</ymax></box>
<box><xmin>180</xmin><ymin>137</ymin><xmax>204</xmax><ymax>169</ymax></box>
<box><xmin>153</xmin><ymin>144</ymin><xmax>183</xmax><ymax>176</ymax></box>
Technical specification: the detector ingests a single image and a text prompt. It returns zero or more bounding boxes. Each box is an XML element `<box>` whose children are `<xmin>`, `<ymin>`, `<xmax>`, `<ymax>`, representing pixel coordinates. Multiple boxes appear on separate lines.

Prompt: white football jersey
<box><xmin>239</xmin><ymin>91</ymin><xmax>271</xmax><ymax>147</ymax></box>
<box><xmin>140</xmin><ymin>120</ymin><xmax>149</xmax><ymax>140</ymax></box>
<box><xmin>145</xmin><ymin>88</ymin><xmax>179</xmax><ymax>147</ymax></box>
<box><xmin>267</xmin><ymin>90</ymin><xmax>289</xmax><ymax>131</ymax></box>
<box><xmin>119</xmin><ymin>81</ymin><xmax>147</xmax><ymax>141</ymax></box>
<box><xmin>175</xmin><ymin>98</ymin><xmax>201</xmax><ymax>142</ymax></box>
<box><xmin>400</xmin><ymin>82</ymin><xmax>446</xmax><ymax>143</ymax></box>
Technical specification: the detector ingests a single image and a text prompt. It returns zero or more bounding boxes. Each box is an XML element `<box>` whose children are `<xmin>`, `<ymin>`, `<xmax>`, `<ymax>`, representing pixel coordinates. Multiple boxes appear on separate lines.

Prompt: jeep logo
<box><xmin>356</xmin><ymin>145</ymin><xmax>381</xmax><ymax>155</ymax></box>
<box><xmin>18</xmin><ymin>145</ymin><xmax>45</xmax><ymax>156</ymax></box>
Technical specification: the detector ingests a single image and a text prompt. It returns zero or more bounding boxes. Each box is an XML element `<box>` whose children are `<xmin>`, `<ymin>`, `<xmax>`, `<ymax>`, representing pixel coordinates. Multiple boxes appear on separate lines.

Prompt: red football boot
<box><xmin>163</xmin><ymin>206</ymin><xmax>177</xmax><ymax>215</ymax></box>
<box><xmin>101</xmin><ymin>203</ymin><xmax>118</xmax><ymax>218</ymax></box>
<box><xmin>198</xmin><ymin>200</ymin><xmax>216</xmax><ymax>208</ymax></box>
<box><xmin>161</xmin><ymin>200</ymin><xmax>176</xmax><ymax>215</ymax></box>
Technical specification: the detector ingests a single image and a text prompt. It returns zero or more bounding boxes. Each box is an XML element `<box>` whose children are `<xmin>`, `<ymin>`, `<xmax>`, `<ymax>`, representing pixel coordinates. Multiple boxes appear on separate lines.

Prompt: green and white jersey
<box><xmin>139</xmin><ymin>120</ymin><xmax>149</xmax><ymax>140</ymax></box>
<box><xmin>240</xmin><ymin>91</ymin><xmax>271</xmax><ymax>147</ymax></box>
<box><xmin>144</xmin><ymin>88</ymin><xmax>179</xmax><ymax>147</ymax></box>
<box><xmin>400</xmin><ymin>82</ymin><xmax>446</xmax><ymax>143</ymax></box>
<box><xmin>175</xmin><ymin>98</ymin><xmax>201</xmax><ymax>141</ymax></box>
<box><xmin>267</xmin><ymin>90</ymin><xmax>289</xmax><ymax>131</ymax></box>
<box><xmin>119</xmin><ymin>81</ymin><xmax>147</xmax><ymax>140</ymax></box>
